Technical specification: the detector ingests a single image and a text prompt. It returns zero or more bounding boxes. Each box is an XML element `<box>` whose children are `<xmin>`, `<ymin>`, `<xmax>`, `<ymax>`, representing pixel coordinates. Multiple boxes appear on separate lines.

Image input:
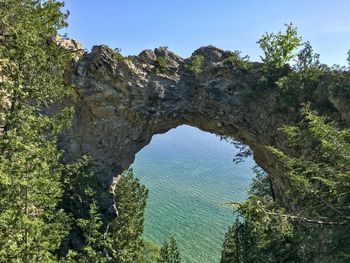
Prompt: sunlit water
<box><xmin>133</xmin><ymin>125</ymin><xmax>256</xmax><ymax>263</ymax></box>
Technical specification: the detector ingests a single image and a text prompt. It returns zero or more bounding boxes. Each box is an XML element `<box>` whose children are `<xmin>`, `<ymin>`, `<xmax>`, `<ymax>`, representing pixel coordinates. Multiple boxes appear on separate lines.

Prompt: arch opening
<box><xmin>132</xmin><ymin>125</ymin><xmax>257</xmax><ymax>263</ymax></box>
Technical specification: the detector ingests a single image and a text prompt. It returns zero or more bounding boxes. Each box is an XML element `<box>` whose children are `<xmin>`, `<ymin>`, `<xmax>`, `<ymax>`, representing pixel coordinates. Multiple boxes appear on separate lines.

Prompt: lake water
<box><xmin>133</xmin><ymin>125</ymin><xmax>256</xmax><ymax>263</ymax></box>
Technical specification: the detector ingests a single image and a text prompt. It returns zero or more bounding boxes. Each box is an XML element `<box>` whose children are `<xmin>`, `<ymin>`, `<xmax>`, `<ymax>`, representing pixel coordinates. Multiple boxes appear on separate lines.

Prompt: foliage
<box><xmin>249</xmin><ymin>166</ymin><xmax>273</xmax><ymax>199</ymax></box>
<box><xmin>58</xmin><ymin>156</ymin><xmax>109</xmax><ymax>258</ymax></box>
<box><xmin>71</xmin><ymin>203</ymin><xmax>107</xmax><ymax>262</ymax></box>
<box><xmin>225</xmin><ymin>50</ymin><xmax>251</xmax><ymax>71</ymax></box>
<box><xmin>258</xmin><ymin>23</ymin><xmax>302</xmax><ymax>70</ymax></box>
<box><xmin>327</xmin><ymin>66</ymin><xmax>350</xmax><ymax>99</ymax></box>
<box><xmin>223</xmin><ymin>196</ymin><xmax>303</xmax><ymax>263</ymax></box>
<box><xmin>157</xmin><ymin>236</ymin><xmax>181</xmax><ymax>263</ymax></box>
<box><xmin>0</xmin><ymin>1</ymin><xmax>152</xmax><ymax>262</ymax></box>
<box><xmin>218</xmin><ymin>136</ymin><xmax>252</xmax><ymax>164</ymax></box>
<box><xmin>64</xmin><ymin>168</ymin><xmax>149</xmax><ymax>262</ymax></box>
<box><xmin>105</xmin><ymin>168</ymin><xmax>149</xmax><ymax>263</ymax></box>
<box><xmin>155</xmin><ymin>56</ymin><xmax>169</xmax><ymax>74</ymax></box>
<box><xmin>0</xmin><ymin>1</ymin><xmax>74</xmax><ymax>261</ymax></box>
<box><xmin>271</xmin><ymin>107</ymin><xmax>350</xmax><ymax>261</ymax></box>
<box><xmin>185</xmin><ymin>54</ymin><xmax>204</xmax><ymax>74</ymax></box>
<box><xmin>251</xmin><ymin>24</ymin><xmax>302</xmax><ymax>95</ymax></box>
<box><xmin>221</xmin><ymin>108</ymin><xmax>350</xmax><ymax>263</ymax></box>
<box><xmin>220</xmin><ymin>219</ymin><xmax>257</xmax><ymax>263</ymax></box>
<box><xmin>159</xmin><ymin>46</ymin><xmax>169</xmax><ymax>51</ymax></box>
<box><xmin>277</xmin><ymin>108</ymin><xmax>350</xmax><ymax>224</ymax></box>
<box><xmin>274</xmin><ymin>60</ymin><xmax>325</xmax><ymax>109</ymax></box>
<box><xmin>140</xmin><ymin>240</ymin><xmax>161</xmax><ymax>263</ymax></box>
<box><xmin>105</xmin><ymin>46</ymin><xmax>124</xmax><ymax>61</ymax></box>
<box><xmin>294</xmin><ymin>41</ymin><xmax>321</xmax><ymax>70</ymax></box>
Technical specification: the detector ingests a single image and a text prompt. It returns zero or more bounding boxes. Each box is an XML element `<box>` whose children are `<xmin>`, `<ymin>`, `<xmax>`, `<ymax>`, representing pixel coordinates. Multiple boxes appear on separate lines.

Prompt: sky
<box><xmin>62</xmin><ymin>0</ymin><xmax>350</xmax><ymax>66</ymax></box>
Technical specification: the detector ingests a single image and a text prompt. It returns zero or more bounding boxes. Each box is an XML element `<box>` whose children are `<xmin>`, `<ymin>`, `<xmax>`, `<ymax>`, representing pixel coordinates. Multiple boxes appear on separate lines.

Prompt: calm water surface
<box><xmin>133</xmin><ymin>125</ymin><xmax>256</xmax><ymax>263</ymax></box>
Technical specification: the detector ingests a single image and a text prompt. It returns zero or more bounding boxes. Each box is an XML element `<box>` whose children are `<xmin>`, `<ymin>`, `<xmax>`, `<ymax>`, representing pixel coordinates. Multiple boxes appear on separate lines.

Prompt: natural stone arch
<box><xmin>62</xmin><ymin>44</ymin><xmax>348</xmax><ymax>221</ymax></box>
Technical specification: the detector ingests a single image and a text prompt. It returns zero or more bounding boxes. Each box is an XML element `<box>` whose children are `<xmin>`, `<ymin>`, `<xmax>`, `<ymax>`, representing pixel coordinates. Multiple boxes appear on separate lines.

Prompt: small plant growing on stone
<box><xmin>225</xmin><ymin>50</ymin><xmax>250</xmax><ymax>70</ymax></box>
<box><xmin>159</xmin><ymin>46</ymin><xmax>169</xmax><ymax>51</ymax></box>
<box><xmin>105</xmin><ymin>46</ymin><xmax>124</xmax><ymax>61</ymax></box>
<box><xmin>154</xmin><ymin>56</ymin><xmax>169</xmax><ymax>74</ymax></box>
<box><xmin>185</xmin><ymin>54</ymin><xmax>204</xmax><ymax>74</ymax></box>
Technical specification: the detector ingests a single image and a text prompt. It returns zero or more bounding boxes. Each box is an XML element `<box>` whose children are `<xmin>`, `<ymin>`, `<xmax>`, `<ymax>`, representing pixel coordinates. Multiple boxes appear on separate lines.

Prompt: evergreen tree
<box><xmin>157</xmin><ymin>237</ymin><xmax>181</xmax><ymax>263</ymax></box>
<box><xmin>220</xmin><ymin>219</ymin><xmax>258</xmax><ymax>263</ymax></box>
<box><xmin>0</xmin><ymin>0</ymin><xmax>74</xmax><ymax>261</ymax></box>
<box><xmin>67</xmin><ymin>203</ymin><xmax>107</xmax><ymax>262</ymax></box>
<box><xmin>158</xmin><ymin>240</ymin><xmax>170</xmax><ymax>263</ymax></box>
<box><xmin>222</xmin><ymin>27</ymin><xmax>350</xmax><ymax>263</ymax></box>
<box><xmin>221</xmin><ymin>108</ymin><xmax>350</xmax><ymax>263</ymax></box>
<box><xmin>105</xmin><ymin>168</ymin><xmax>148</xmax><ymax>262</ymax></box>
<box><xmin>169</xmin><ymin>237</ymin><xmax>181</xmax><ymax>263</ymax></box>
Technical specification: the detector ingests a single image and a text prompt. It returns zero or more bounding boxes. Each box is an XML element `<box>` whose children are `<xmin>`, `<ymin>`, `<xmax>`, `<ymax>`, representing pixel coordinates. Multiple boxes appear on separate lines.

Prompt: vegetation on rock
<box><xmin>221</xmin><ymin>25</ymin><xmax>350</xmax><ymax>263</ymax></box>
<box><xmin>221</xmin><ymin>108</ymin><xmax>350</xmax><ymax>263</ymax></box>
<box><xmin>224</xmin><ymin>50</ymin><xmax>251</xmax><ymax>71</ymax></box>
<box><xmin>258</xmin><ymin>23</ymin><xmax>302</xmax><ymax>70</ymax></box>
<box><xmin>155</xmin><ymin>56</ymin><xmax>169</xmax><ymax>74</ymax></box>
<box><xmin>1</xmin><ymin>1</ymin><xmax>349</xmax><ymax>262</ymax></box>
<box><xmin>185</xmin><ymin>54</ymin><xmax>204</xmax><ymax>74</ymax></box>
<box><xmin>105</xmin><ymin>46</ymin><xmax>124</xmax><ymax>61</ymax></box>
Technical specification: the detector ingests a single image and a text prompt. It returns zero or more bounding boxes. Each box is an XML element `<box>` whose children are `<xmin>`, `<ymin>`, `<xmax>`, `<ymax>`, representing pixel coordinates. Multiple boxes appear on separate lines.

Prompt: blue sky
<box><xmin>62</xmin><ymin>1</ymin><xmax>350</xmax><ymax>65</ymax></box>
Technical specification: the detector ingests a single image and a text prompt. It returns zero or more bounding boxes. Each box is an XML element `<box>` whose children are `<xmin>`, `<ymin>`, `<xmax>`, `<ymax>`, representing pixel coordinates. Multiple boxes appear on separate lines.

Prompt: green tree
<box><xmin>157</xmin><ymin>237</ymin><xmax>181</xmax><ymax>263</ymax></box>
<box><xmin>258</xmin><ymin>23</ymin><xmax>301</xmax><ymax>70</ymax></box>
<box><xmin>221</xmin><ymin>107</ymin><xmax>350</xmax><ymax>263</ymax></box>
<box><xmin>73</xmin><ymin>203</ymin><xmax>107</xmax><ymax>262</ymax></box>
<box><xmin>105</xmin><ymin>168</ymin><xmax>148</xmax><ymax>262</ymax></box>
<box><xmin>295</xmin><ymin>41</ymin><xmax>321</xmax><ymax>70</ymax></box>
<box><xmin>220</xmin><ymin>219</ymin><xmax>257</xmax><ymax>263</ymax></box>
<box><xmin>158</xmin><ymin>241</ymin><xmax>170</xmax><ymax>263</ymax></box>
<box><xmin>0</xmin><ymin>0</ymin><xmax>74</xmax><ymax>261</ymax></box>
<box><xmin>272</xmin><ymin>108</ymin><xmax>350</xmax><ymax>261</ymax></box>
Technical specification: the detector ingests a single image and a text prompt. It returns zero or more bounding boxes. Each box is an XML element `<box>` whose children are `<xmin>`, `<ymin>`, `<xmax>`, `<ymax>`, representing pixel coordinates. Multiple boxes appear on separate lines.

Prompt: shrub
<box><xmin>105</xmin><ymin>46</ymin><xmax>124</xmax><ymax>61</ymax></box>
<box><xmin>154</xmin><ymin>56</ymin><xmax>168</xmax><ymax>74</ymax></box>
<box><xmin>185</xmin><ymin>55</ymin><xmax>204</xmax><ymax>74</ymax></box>
<box><xmin>225</xmin><ymin>50</ymin><xmax>251</xmax><ymax>70</ymax></box>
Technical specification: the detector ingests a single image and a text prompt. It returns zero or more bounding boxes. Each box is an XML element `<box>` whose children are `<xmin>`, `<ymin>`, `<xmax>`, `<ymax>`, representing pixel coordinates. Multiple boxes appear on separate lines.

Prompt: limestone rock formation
<box><xmin>63</xmin><ymin>44</ymin><xmax>349</xmax><ymax>220</ymax></box>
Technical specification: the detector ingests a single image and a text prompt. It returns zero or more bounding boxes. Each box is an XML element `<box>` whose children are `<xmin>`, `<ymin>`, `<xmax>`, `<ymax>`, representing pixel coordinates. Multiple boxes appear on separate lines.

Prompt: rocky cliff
<box><xmin>63</xmin><ymin>44</ymin><xmax>350</xmax><ymax>221</ymax></box>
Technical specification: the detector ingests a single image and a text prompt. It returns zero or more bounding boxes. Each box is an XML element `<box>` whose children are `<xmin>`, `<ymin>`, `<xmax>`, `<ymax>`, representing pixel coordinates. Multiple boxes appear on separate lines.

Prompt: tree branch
<box><xmin>265</xmin><ymin>211</ymin><xmax>349</xmax><ymax>225</ymax></box>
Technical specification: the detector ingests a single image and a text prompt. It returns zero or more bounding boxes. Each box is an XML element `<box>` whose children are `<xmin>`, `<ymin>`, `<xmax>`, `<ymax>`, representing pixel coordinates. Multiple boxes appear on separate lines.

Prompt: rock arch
<box><xmin>62</xmin><ymin>44</ymin><xmax>348</xmax><ymax>220</ymax></box>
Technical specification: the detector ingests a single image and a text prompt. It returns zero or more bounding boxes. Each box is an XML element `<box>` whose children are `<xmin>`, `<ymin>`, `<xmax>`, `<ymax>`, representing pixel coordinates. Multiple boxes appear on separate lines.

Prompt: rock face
<box><xmin>63</xmin><ymin>45</ymin><xmax>349</xmax><ymax>221</ymax></box>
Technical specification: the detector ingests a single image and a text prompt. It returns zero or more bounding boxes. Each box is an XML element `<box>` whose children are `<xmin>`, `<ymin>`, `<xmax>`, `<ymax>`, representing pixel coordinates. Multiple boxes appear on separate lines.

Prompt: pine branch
<box><xmin>265</xmin><ymin>211</ymin><xmax>349</xmax><ymax>225</ymax></box>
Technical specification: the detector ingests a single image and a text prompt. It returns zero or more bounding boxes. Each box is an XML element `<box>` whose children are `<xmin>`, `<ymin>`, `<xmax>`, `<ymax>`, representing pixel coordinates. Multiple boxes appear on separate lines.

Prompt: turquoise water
<box><xmin>133</xmin><ymin>125</ymin><xmax>256</xmax><ymax>263</ymax></box>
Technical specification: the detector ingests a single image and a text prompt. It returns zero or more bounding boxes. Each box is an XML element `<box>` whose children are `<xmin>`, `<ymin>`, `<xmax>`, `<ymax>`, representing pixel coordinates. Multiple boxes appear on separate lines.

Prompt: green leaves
<box><xmin>0</xmin><ymin>1</ymin><xmax>76</xmax><ymax>261</ymax></box>
<box><xmin>0</xmin><ymin>1</ymin><xmax>153</xmax><ymax>262</ymax></box>
<box><xmin>185</xmin><ymin>54</ymin><xmax>204</xmax><ymax>74</ymax></box>
<box><xmin>155</xmin><ymin>56</ymin><xmax>169</xmax><ymax>74</ymax></box>
<box><xmin>105</xmin><ymin>169</ymin><xmax>149</xmax><ymax>263</ymax></box>
<box><xmin>222</xmin><ymin>106</ymin><xmax>350</xmax><ymax>262</ymax></box>
<box><xmin>225</xmin><ymin>50</ymin><xmax>251</xmax><ymax>71</ymax></box>
<box><xmin>258</xmin><ymin>23</ymin><xmax>302</xmax><ymax>70</ymax></box>
<box><xmin>157</xmin><ymin>236</ymin><xmax>181</xmax><ymax>263</ymax></box>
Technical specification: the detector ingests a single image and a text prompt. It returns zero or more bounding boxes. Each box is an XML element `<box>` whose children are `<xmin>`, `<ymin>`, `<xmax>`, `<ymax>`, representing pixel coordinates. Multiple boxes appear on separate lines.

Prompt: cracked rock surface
<box><xmin>62</xmin><ymin>44</ymin><xmax>349</xmax><ymax>220</ymax></box>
